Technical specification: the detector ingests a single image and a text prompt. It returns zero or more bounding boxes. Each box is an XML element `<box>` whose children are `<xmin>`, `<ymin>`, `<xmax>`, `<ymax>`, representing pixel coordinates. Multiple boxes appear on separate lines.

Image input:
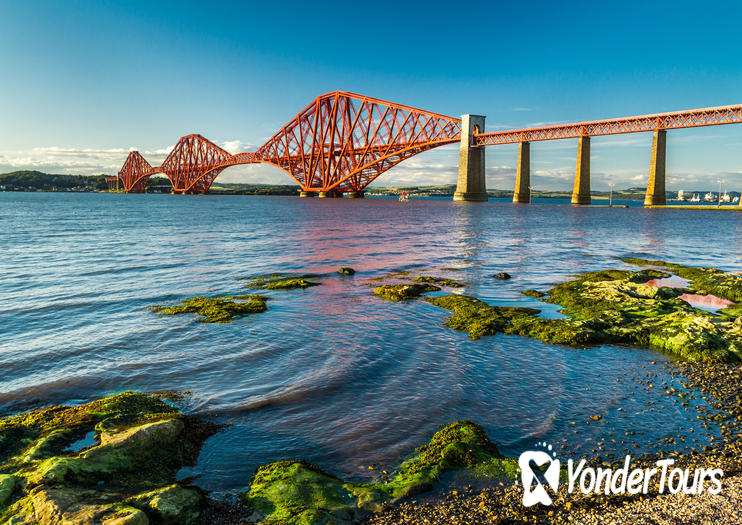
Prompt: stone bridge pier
<box><xmin>454</xmin><ymin>115</ymin><xmax>488</xmax><ymax>201</ymax></box>
<box><xmin>644</xmin><ymin>130</ymin><xmax>667</xmax><ymax>206</ymax></box>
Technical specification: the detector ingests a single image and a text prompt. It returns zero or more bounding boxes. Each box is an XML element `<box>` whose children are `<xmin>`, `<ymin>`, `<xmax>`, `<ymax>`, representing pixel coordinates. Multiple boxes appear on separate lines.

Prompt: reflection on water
<box><xmin>678</xmin><ymin>293</ymin><xmax>734</xmax><ymax>311</ymax></box>
<box><xmin>1</xmin><ymin>193</ymin><xmax>741</xmax><ymax>495</ymax></box>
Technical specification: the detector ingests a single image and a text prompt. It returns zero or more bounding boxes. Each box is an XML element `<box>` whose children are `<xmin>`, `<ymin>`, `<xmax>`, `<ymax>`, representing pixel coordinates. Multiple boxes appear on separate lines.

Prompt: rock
<box><xmin>240</xmin><ymin>460</ymin><xmax>358</xmax><ymax>525</ymax></box>
<box><xmin>151</xmin><ymin>295</ymin><xmax>268</xmax><ymax>323</ymax></box>
<box><xmin>413</xmin><ymin>276</ymin><xmax>465</xmax><ymax>288</ymax></box>
<box><xmin>244</xmin><ymin>274</ymin><xmax>321</xmax><ymax>290</ymax></box>
<box><xmin>424</xmin><ymin>262</ymin><xmax>742</xmax><ymax>362</ymax></box>
<box><xmin>493</xmin><ymin>272</ymin><xmax>511</xmax><ymax>280</ymax></box>
<box><xmin>238</xmin><ymin>421</ymin><xmax>514</xmax><ymax>525</ymax></box>
<box><xmin>424</xmin><ymin>295</ymin><xmax>540</xmax><ymax>340</ymax></box>
<box><xmin>338</xmin><ymin>267</ymin><xmax>356</xmax><ymax>275</ymax></box>
<box><xmin>372</xmin><ymin>283</ymin><xmax>440</xmax><ymax>302</ymax></box>
<box><xmin>102</xmin><ymin>508</ymin><xmax>150</xmax><ymax>525</ymax></box>
<box><xmin>128</xmin><ymin>485</ymin><xmax>201</xmax><ymax>525</ymax></box>
<box><xmin>0</xmin><ymin>474</ymin><xmax>19</xmax><ymax>508</ymax></box>
<box><xmin>28</xmin><ymin>419</ymin><xmax>186</xmax><ymax>486</ymax></box>
<box><xmin>0</xmin><ymin>392</ymin><xmax>214</xmax><ymax>525</ymax></box>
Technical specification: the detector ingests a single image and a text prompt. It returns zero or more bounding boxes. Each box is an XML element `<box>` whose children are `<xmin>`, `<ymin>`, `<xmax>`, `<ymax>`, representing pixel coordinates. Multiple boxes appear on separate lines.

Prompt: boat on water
<box><xmin>704</xmin><ymin>192</ymin><xmax>716</xmax><ymax>202</ymax></box>
<box><xmin>399</xmin><ymin>191</ymin><xmax>409</xmax><ymax>202</ymax></box>
<box><xmin>689</xmin><ymin>193</ymin><xmax>700</xmax><ymax>202</ymax></box>
<box><xmin>722</xmin><ymin>192</ymin><xmax>731</xmax><ymax>202</ymax></box>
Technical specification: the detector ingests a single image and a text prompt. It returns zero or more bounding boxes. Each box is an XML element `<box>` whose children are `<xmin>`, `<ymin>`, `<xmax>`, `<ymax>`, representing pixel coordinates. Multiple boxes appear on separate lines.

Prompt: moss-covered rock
<box><xmin>426</xmin><ymin>264</ymin><xmax>742</xmax><ymax>362</ymax></box>
<box><xmin>372</xmin><ymin>283</ymin><xmax>440</xmax><ymax>302</ymax></box>
<box><xmin>413</xmin><ymin>276</ymin><xmax>466</xmax><ymax>288</ymax></box>
<box><xmin>151</xmin><ymin>294</ymin><xmax>268</xmax><ymax>323</ymax></box>
<box><xmin>128</xmin><ymin>484</ymin><xmax>202</xmax><ymax>525</ymax></box>
<box><xmin>0</xmin><ymin>392</ymin><xmax>215</xmax><ymax>525</ymax></box>
<box><xmin>244</xmin><ymin>274</ymin><xmax>321</xmax><ymax>290</ymax></box>
<box><xmin>337</xmin><ymin>267</ymin><xmax>356</xmax><ymax>275</ymax></box>
<box><xmin>241</xmin><ymin>460</ymin><xmax>358</xmax><ymax>525</ymax></box>
<box><xmin>425</xmin><ymin>295</ymin><xmax>539</xmax><ymax>339</ymax></box>
<box><xmin>239</xmin><ymin>421</ymin><xmax>515</xmax><ymax>525</ymax></box>
<box><xmin>0</xmin><ymin>474</ymin><xmax>19</xmax><ymax>509</ymax></box>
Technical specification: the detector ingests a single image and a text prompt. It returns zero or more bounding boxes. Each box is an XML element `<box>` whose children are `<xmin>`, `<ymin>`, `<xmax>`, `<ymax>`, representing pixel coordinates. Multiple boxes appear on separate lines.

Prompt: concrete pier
<box><xmin>571</xmin><ymin>136</ymin><xmax>591</xmax><ymax>205</ymax></box>
<box><xmin>513</xmin><ymin>141</ymin><xmax>531</xmax><ymax>203</ymax></box>
<box><xmin>299</xmin><ymin>191</ymin><xmax>315</xmax><ymax>198</ymax></box>
<box><xmin>346</xmin><ymin>191</ymin><xmax>364</xmax><ymax>198</ymax></box>
<box><xmin>644</xmin><ymin>129</ymin><xmax>667</xmax><ymax>207</ymax></box>
<box><xmin>454</xmin><ymin>115</ymin><xmax>488</xmax><ymax>201</ymax></box>
<box><xmin>318</xmin><ymin>190</ymin><xmax>342</xmax><ymax>198</ymax></box>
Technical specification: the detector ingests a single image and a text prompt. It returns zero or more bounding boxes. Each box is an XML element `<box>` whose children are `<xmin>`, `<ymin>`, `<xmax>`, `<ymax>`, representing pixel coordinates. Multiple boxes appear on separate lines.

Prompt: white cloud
<box><xmin>2</xmin><ymin>138</ymin><xmax>741</xmax><ymax>192</ymax></box>
<box><xmin>221</xmin><ymin>140</ymin><xmax>254</xmax><ymax>154</ymax></box>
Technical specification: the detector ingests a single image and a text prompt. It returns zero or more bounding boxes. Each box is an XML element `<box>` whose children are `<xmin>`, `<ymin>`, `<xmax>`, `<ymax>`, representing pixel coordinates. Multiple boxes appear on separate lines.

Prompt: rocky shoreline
<box><xmin>3</xmin><ymin>260</ymin><xmax>742</xmax><ymax>524</ymax></box>
<box><xmin>2</xmin><ymin>358</ymin><xmax>739</xmax><ymax>525</ymax></box>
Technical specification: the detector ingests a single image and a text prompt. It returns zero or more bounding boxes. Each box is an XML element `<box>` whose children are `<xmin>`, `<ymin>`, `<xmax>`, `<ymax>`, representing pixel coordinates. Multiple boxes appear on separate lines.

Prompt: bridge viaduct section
<box><xmin>116</xmin><ymin>93</ymin><xmax>742</xmax><ymax>206</ymax></box>
<box><xmin>456</xmin><ymin>104</ymin><xmax>742</xmax><ymax>205</ymax></box>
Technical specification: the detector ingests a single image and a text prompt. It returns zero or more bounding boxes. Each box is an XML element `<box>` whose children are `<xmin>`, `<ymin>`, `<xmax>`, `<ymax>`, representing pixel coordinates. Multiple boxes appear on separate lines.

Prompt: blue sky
<box><xmin>1</xmin><ymin>0</ymin><xmax>742</xmax><ymax>191</ymax></box>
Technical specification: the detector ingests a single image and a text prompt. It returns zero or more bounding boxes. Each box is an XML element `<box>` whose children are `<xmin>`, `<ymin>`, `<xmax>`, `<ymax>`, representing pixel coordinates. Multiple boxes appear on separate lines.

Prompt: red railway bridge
<box><xmin>116</xmin><ymin>91</ymin><xmax>742</xmax><ymax>206</ymax></box>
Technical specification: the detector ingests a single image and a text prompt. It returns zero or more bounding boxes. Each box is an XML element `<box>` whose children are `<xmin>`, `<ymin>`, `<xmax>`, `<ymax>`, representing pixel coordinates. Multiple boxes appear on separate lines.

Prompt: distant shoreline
<box><xmin>1</xmin><ymin>170</ymin><xmax>738</xmax><ymax>202</ymax></box>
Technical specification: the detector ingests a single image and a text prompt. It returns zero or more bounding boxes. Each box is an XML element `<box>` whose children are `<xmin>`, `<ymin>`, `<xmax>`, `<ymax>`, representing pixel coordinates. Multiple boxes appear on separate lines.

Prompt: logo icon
<box><xmin>519</xmin><ymin>441</ymin><xmax>560</xmax><ymax>506</ymax></box>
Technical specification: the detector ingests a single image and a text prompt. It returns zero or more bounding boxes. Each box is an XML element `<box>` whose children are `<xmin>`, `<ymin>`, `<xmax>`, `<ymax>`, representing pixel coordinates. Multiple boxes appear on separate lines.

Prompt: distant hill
<box><xmin>0</xmin><ymin>171</ymin><xmax>108</xmax><ymax>191</ymax></box>
<box><xmin>1</xmin><ymin>171</ymin><xmax>737</xmax><ymax>200</ymax></box>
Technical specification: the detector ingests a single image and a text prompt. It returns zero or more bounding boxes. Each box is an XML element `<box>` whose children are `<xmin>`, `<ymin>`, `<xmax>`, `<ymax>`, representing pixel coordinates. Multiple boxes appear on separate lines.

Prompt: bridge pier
<box><xmin>571</xmin><ymin>136</ymin><xmax>591</xmax><ymax>205</ymax></box>
<box><xmin>346</xmin><ymin>191</ymin><xmax>364</xmax><ymax>198</ymax></box>
<box><xmin>299</xmin><ymin>191</ymin><xmax>315</xmax><ymax>198</ymax></box>
<box><xmin>513</xmin><ymin>141</ymin><xmax>531</xmax><ymax>203</ymax></box>
<box><xmin>454</xmin><ymin>115</ymin><xmax>488</xmax><ymax>202</ymax></box>
<box><xmin>644</xmin><ymin>130</ymin><xmax>667</xmax><ymax>207</ymax></box>
<box><xmin>318</xmin><ymin>190</ymin><xmax>342</xmax><ymax>198</ymax></box>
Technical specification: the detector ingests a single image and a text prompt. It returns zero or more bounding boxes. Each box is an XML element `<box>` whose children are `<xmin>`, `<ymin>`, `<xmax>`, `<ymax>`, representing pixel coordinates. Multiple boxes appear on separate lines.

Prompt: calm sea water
<box><xmin>2</xmin><ymin>192</ymin><xmax>741</xmax><ymax>496</ymax></box>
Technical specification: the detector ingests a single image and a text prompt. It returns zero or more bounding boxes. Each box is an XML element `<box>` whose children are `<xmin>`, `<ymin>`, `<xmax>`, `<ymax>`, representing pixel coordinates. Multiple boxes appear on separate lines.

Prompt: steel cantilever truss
<box><xmin>473</xmin><ymin>104</ymin><xmax>742</xmax><ymax>145</ymax></box>
<box><xmin>118</xmin><ymin>151</ymin><xmax>155</xmax><ymax>193</ymax></box>
<box><xmin>250</xmin><ymin>91</ymin><xmax>462</xmax><ymax>192</ymax></box>
<box><xmin>117</xmin><ymin>95</ymin><xmax>742</xmax><ymax>194</ymax></box>
<box><xmin>160</xmin><ymin>134</ymin><xmax>233</xmax><ymax>193</ymax></box>
<box><xmin>116</xmin><ymin>91</ymin><xmax>462</xmax><ymax>193</ymax></box>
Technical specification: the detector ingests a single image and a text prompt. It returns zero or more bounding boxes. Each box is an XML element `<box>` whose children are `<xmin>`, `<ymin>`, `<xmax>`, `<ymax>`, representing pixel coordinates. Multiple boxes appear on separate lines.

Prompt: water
<box><xmin>1</xmin><ymin>192</ymin><xmax>741</xmax><ymax>496</ymax></box>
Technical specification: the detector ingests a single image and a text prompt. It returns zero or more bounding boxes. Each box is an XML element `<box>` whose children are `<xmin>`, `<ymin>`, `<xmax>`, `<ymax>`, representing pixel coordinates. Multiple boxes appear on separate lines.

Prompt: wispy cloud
<box><xmin>2</xmin><ymin>140</ymin><xmax>741</xmax><ymax>192</ymax></box>
<box><xmin>0</xmin><ymin>139</ymin><xmax>253</xmax><ymax>175</ymax></box>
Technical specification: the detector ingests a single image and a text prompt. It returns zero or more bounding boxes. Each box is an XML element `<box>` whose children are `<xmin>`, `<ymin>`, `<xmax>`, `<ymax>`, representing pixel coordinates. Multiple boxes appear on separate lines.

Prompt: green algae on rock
<box><xmin>424</xmin><ymin>295</ymin><xmax>540</xmax><ymax>340</ymax></box>
<box><xmin>244</xmin><ymin>274</ymin><xmax>321</xmax><ymax>290</ymax></box>
<box><xmin>372</xmin><ymin>283</ymin><xmax>440</xmax><ymax>302</ymax></box>
<box><xmin>239</xmin><ymin>421</ymin><xmax>515</xmax><ymax>525</ymax></box>
<box><xmin>427</xmin><ymin>266</ymin><xmax>742</xmax><ymax>362</ymax></box>
<box><xmin>151</xmin><ymin>294</ymin><xmax>268</xmax><ymax>323</ymax></box>
<box><xmin>337</xmin><ymin>267</ymin><xmax>356</xmax><ymax>275</ymax></box>
<box><xmin>412</xmin><ymin>276</ymin><xmax>466</xmax><ymax>288</ymax></box>
<box><xmin>0</xmin><ymin>392</ymin><xmax>215</xmax><ymax>525</ymax></box>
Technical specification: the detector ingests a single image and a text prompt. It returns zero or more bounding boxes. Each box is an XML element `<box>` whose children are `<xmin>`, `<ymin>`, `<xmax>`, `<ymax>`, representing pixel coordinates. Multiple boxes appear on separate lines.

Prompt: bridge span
<box><xmin>116</xmin><ymin>92</ymin><xmax>742</xmax><ymax>206</ymax></box>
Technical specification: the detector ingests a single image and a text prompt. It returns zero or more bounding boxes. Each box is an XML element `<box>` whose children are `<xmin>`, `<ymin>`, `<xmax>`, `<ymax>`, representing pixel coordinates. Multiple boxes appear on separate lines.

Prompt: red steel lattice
<box><xmin>117</xmin><ymin>91</ymin><xmax>462</xmax><ymax>193</ymax></box>
<box><xmin>473</xmin><ymin>104</ymin><xmax>742</xmax><ymax>145</ymax></box>
<box><xmin>118</xmin><ymin>151</ymin><xmax>154</xmax><ymax>193</ymax></box>
<box><xmin>117</xmin><ymin>94</ymin><xmax>742</xmax><ymax>194</ymax></box>
<box><xmin>248</xmin><ymin>91</ymin><xmax>462</xmax><ymax>192</ymax></box>
<box><xmin>160</xmin><ymin>134</ymin><xmax>233</xmax><ymax>193</ymax></box>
